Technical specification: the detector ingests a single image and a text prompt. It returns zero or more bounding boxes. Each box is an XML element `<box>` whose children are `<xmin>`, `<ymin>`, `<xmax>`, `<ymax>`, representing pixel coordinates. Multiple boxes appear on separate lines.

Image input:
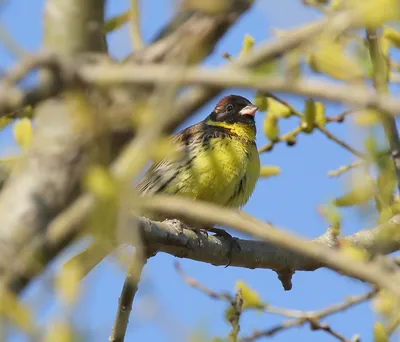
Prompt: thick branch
<box><xmin>139</xmin><ymin>196</ymin><xmax>400</xmax><ymax>295</ymax></box>
<box><xmin>77</xmin><ymin>64</ymin><xmax>400</xmax><ymax>114</ymax></box>
<box><xmin>128</xmin><ymin>215</ymin><xmax>400</xmax><ymax>273</ymax></box>
<box><xmin>0</xmin><ymin>0</ymin><xmax>107</xmax><ymax>275</ymax></box>
<box><xmin>0</xmin><ymin>0</ymin><xmax>254</xmax><ymax>293</ymax></box>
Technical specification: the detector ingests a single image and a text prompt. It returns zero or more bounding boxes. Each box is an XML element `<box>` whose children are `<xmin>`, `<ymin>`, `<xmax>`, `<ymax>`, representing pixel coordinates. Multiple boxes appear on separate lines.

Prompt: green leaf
<box><xmin>105</xmin><ymin>11</ymin><xmax>130</xmax><ymax>33</ymax></box>
<box><xmin>13</xmin><ymin>118</ymin><xmax>33</xmax><ymax>149</ymax></box>
<box><xmin>263</xmin><ymin>113</ymin><xmax>279</xmax><ymax>141</ymax></box>
<box><xmin>84</xmin><ymin>165</ymin><xmax>117</xmax><ymax>200</ymax></box>
<box><xmin>235</xmin><ymin>280</ymin><xmax>261</xmax><ymax>308</ymax></box>
<box><xmin>314</xmin><ymin>102</ymin><xmax>326</xmax><ymax>127</ymax></box>
<box><xmin>302</xmin><ymin>98</ymin><xmax>316</xmax><ymax>133</ymax></box>
<box><xmin>253</xmin><ymin>92</ymin><xmax>267</xmax><ymax>112</ymax></box>
<box><xmin>373</xmin><ymin>322</ymin><xmax>389</xmax><ymax>342</ymax></box>
<box><xmin>266</xmin><ymin>98</ymin><xmax>292</xmax><ymax>118</ymax></box>
<box><xmin>259</xmin><ymin>166</ymin><xmax>281</xmax><ymax>178</ymax></box>
<box><xmin>239</xmin><ymin>34</ymin><xmax>255</xmax><ymax>58</ymax></box>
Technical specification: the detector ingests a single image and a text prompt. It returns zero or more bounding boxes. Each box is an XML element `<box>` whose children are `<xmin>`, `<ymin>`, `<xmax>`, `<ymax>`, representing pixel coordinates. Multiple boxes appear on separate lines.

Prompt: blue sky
<box><xmin>0</xmin><ymin>0</ymin><xmax>396</xmax><ymax>341</ymax></box>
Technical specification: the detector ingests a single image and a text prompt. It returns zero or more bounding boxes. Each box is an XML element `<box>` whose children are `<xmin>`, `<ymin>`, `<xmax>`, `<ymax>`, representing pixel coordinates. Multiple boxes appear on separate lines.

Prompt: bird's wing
<box><xmin>135</xmin><ymin>122</ymin><xmax>203</xmax><ymax>195</ymax></box>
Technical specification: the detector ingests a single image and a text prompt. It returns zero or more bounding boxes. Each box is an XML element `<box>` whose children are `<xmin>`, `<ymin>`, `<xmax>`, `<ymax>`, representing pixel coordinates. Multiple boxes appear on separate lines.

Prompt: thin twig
<box><xmin>326</xmin><ymin>109</ymin><xmax>356</xmax><ymax>123</ymax></box>
<box><xmin>109</xmin><ymin>252</ymin><xmax>148</xmax><ymax>342</ymax></box>
<box><xmin>175</xmin><ymin>262</ymin><xmax>371</xmax><ymax>342</ymax></box>
<box><xmin>0</xmin><ymin>22</ymin><xmax>27</xmax><ymax>59</ymax></box>
<box><xmin>366</xmin><ymin>28</ymin><xmax>400</xmax><ymax>192</ymax></box>
<box><xmin>256</xmin><ymin>93</ymin><xmax>365</xmax><ymax>157</ymax></box>
<box><xmin>240</xmin><ymin>289</ymin><xmax>377</xmax><ymax>341</ymax></box>
<box><xmin>129</xmin><ymin>0</ymin><xmax>144</xmax><ymax>49</ymax></box>
<box><xmin>229</xmin><ymin>290</ymin><xmax>243</xmax><ymax>342</ymax></box>
<box><xmin>328</xmin><ymin>160</ymin><xmax>365</xmax><ymax>177</ymax></box>
<box><xmin>175</xmin><ymin>262</ymin><xmax>306</xmax><ymax>318</ymax></box>
<box><xmin>307</xmin><ymin>317</ymin><xmax>352</xmax><ymax>342</ymax></box>
<box><xmin>318</xmin><ymin>126</ymin><xmax>365</xmax><ymax>158</ymax></box>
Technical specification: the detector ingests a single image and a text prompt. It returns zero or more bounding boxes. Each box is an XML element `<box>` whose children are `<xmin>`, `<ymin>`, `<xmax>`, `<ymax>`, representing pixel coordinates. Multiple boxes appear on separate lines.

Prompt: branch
<box><xmin>0</xmin><ymin>0</ymin><xmax>107</xmax><ymax>278</ymax></box>
<box><xmin>175</xmin><ymin>261</ymin><xmax>373</xmax><ymax>342</ymax></box>
<box><xmin>240</xmin><ymin>289</ymin><xmax>376</xmax><ymax>341</ymax></box>
<box><xmin>139</xmin><ymin>196</ymin><xmax>400</xmax><ymax>295</ymax></box>
<box><xmin>0</xmin><ymin>11</ymin><xmax>353</xmax><ymax>123</ymax></box>
<box><xmin>0</xmin><ymin>0</ymin><xmax>253</xmax><ymax>293</ymax></box>
<box><xmin>75</xmin><ymin>63</ymin><xmax>400</xmax><ymax>115</ymax></box>
<box><xmin>109</xmin><ymin>251</ymin><xmax>149</xmax><ymax>342</ymax></box>
<box><xmin>366</xmin><ymin>28</ymin><xmax>400</xmax><ymax>191</ymax></box>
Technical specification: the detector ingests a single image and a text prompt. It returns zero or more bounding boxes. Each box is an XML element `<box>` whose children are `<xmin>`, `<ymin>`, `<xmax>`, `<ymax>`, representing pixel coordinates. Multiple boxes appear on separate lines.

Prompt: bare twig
<box><xmin>75</xmin><ymin>64</ymin><xmax>400</xmax><ymax>115</ymax></box>
<box><xmin>229</xmin><ymin>290</ymin><xmax>243</xmax><ymax>342</ymax></box>
<box><xmin>109</xmin><ymin>251</ymin><xmax>149</xmax><ymax>342</ymax></box>
<box><xmin>129</xmin><ymin>0</ymin><xmax>144</xmax><ymax>49</ymax></box>
<box><xmin>318</xmin><ymin>126</ymin><xmax>365</xmax><ymax>158</ymax></box>
<box><xmin>328</xmin><ymin>160</ymin><xmax>365</xmax><ymax>177</ymax></box>
<box><xmin>307</xmin><ymin>318</ymin><xmax>352</xmax><ymax>342</ymax></box>
<box><xmin>366</xmin><ymin>28</ymin><xmax>400</xmax><ymax>191</ymax></box>
<box><xmin>175</xmin><ymin>262</ymin><xmax>371</xmax><ymax>342</ymax></box>
<box><xmin>175</xmin><ymin>262</ymin><xmax>305</xmax><ymax>318</ymax></box>
<box><xmin>326</xmin><ymin>109</ymin><xmax>356</xmax><ymax>123</ymax></box>
<box><xmin>240</xmin><ymin>289</ymin><xmax>377</xmax><ymax>341</ymax></box>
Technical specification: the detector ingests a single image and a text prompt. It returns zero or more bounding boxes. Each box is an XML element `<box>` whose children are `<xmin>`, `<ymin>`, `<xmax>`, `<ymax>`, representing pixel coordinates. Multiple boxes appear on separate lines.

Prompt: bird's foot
<box><xmin>208</xmin><ymin>227</ymin><xmax>241</xmax><ymax>267</ymax></box>
<box><xmin>183</xmin><ymin>226</ymin><xmax>209</xmax><ymax>247</ymax></box>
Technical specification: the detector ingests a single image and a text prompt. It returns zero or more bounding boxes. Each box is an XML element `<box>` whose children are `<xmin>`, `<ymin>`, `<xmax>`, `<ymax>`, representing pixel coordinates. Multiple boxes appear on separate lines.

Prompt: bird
<box><xmin>137</xmin><ymin>94</ymin><xmax>260</xmax><ymax>241</ymax></box>
<box><xmin>66</xmin><ymin>95</ymin><xmax>260</xmax><ymax>271</ymax></box>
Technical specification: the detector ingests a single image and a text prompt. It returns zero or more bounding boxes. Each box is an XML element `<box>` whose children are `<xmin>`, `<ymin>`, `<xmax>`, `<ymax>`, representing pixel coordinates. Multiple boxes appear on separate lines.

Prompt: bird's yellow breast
<box><xmin>171</xmin><ymin>124</ymin><xmax>260</xmax><ymax>208</ymax></box>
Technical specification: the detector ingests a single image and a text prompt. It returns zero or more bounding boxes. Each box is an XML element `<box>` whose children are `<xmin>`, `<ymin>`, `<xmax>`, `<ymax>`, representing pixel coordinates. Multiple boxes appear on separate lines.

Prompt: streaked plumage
<box><xmin>137</xmin><ymin>95</ymin><xmax>260</xmax><ymax>222</ymax></box>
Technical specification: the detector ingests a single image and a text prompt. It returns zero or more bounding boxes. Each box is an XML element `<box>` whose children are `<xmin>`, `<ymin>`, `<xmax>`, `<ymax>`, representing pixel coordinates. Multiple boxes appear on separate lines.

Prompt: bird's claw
<box><xmin>208</xmin><ymin>228</ymin><xmax>241</xmax><ymax>267</ymax></box>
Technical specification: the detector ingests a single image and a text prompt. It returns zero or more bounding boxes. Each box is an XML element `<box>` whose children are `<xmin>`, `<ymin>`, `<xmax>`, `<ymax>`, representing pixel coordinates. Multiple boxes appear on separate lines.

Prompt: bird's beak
<box><xmin>239</xmin><ymin>104</ymin><xmax>258</xmax><ymax>117</ymax></box>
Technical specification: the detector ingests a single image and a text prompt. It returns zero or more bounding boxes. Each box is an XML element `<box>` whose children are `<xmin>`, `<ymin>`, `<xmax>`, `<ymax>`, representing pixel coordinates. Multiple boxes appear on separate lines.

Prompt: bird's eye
<box><xmin>226</xmin><ymin>104</ymin><xmax>235</xmax><ymax>113</ymax></box>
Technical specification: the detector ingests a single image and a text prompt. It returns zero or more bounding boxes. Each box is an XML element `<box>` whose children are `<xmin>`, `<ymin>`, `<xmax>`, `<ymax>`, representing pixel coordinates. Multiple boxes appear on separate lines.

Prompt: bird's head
<box><xmin>206</xmin><ymin>95</ymin><xmax>258</xmax><ymax>140</ymax></box>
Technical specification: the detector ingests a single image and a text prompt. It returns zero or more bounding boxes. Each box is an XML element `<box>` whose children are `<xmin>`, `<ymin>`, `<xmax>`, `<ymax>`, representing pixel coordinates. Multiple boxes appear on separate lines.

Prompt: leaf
<box><xmin>104</xmin><ymin>11</ymin><xmax>130</xmax><ymax>33</ymax></box>
<box><xmin>0</xmin><ymin>289</ymin><xmax>35</xmax><ymax>335</ymax></box>
<box><xmin>0</xmin><ymin>117</ymin><xmax>12</xmax><ymax>130</ymax></box>
<box><xmin>253</xmin><ymin>92</ymin><xmax>267</xmax><ymax>112</ymax></box>
<box><xmin>373</xmin><ymin>322</ymin><xmax>389</xmax><ymax>342</ymax></box>
<box><xmin>334</xmin><ymin>186</ymin><xmax>375</xmax><ymax>207</ymax></box>
<box><xmin>373</xmin><ymin>290</ymin><xmax>397</xmax><ymax>317</ymax></box>
<box><xmin>13</xmin><ymin>118</ymin><xmax>33</xmax><ymax>149</ymax></box>
<box><xmin>307</xmin><ymin>42</ymin><xmax>363</xmax><ymax>81</ymax></box>
<box><xmin>263</xmin><ymin>113</ymin><xmax>279</xmax><ymax>141</ymax></box>
<box><xmin>235</xmin><ymin>280</ymin><xmax>261</xmax><ymax>308</ymax></box>
<box><xmin>339</xmin><ymin>241</ymin><xmax>368</xmax><ymax>262</ymax></box>
<box><xmin>56</xmin><ymin>259</ymin><xmax>83</xmax><ymax>305</ymax></box>
<box><xmin>354</xmin><ymin>110</ymin><xmax>380</xmax><ymax>127</ymax></box>
<box><xmin>43</xmin><ymin>320</ymin><xmax>74</xmax><ymax>342</ymax></box>
<box><xmin>84</xmin><ymin>165</ymin><xmax>117</xmax><ymax>200</ymax></box>
<box><xmin>224</xmin><ymin>305</ymin><xmax>236</xmax><ymax>323</ymax></box>
<box><xmin>320</xmin><ymin>203</ymin><xmax>341</xmax><ymax>236</ymax></box>
<box><xmin>314</xmin><ymin>102</ymin><xmax>326</xmax><ymax>127</ymax></box>
<box><xmin>150</xmin><ymin>136</ymin><xmax>184</xmax><ymax>163</ymax></box>
<box><xmin>266</xmin><ymin>98</ymin><xmax>292</xmax><ymax>118</ymax></box>
<box><xmin>184</xmin><ymin>0</ymin><xmax>231</xmax><ymax>14</ymax></box>
<box><xmin>334</xmin><ymin>170</ymin><xmax>376</xmax><ymax>207</ymax></box>
<box><xmin>355</xmin><ymin>0</ymin><xmax>400</xmax><ymax>29</ymax></box>
<box><xmin>301</xmin><ymin>98</ymin><xmax>316</xmax><ymax>133</ymax></box>
<box><xmin>239</xmin><ymin>34</ymin><xmax>255</xmax><ymax>58</ymax></box>
<box><xmin>384</xmin><ymin>26</ymin><xmax>400</xmax><ymax>48</ymax></box>
<box><xmin>259</xmin><ymin>166</ymin><xmax>280</xmax><ymax>178</ymax></box>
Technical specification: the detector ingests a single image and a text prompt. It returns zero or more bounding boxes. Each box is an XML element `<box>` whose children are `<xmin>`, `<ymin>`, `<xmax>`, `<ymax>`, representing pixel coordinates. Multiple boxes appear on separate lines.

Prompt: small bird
<box><xmin>137</xmin><ymin>94</ymin><xmax>260</xmax><ymax>238</ymax></box>
<box><xmin>66</xmin><ymin>95</ymin><xmax>260</xmax><ymax>271</ymax></box>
